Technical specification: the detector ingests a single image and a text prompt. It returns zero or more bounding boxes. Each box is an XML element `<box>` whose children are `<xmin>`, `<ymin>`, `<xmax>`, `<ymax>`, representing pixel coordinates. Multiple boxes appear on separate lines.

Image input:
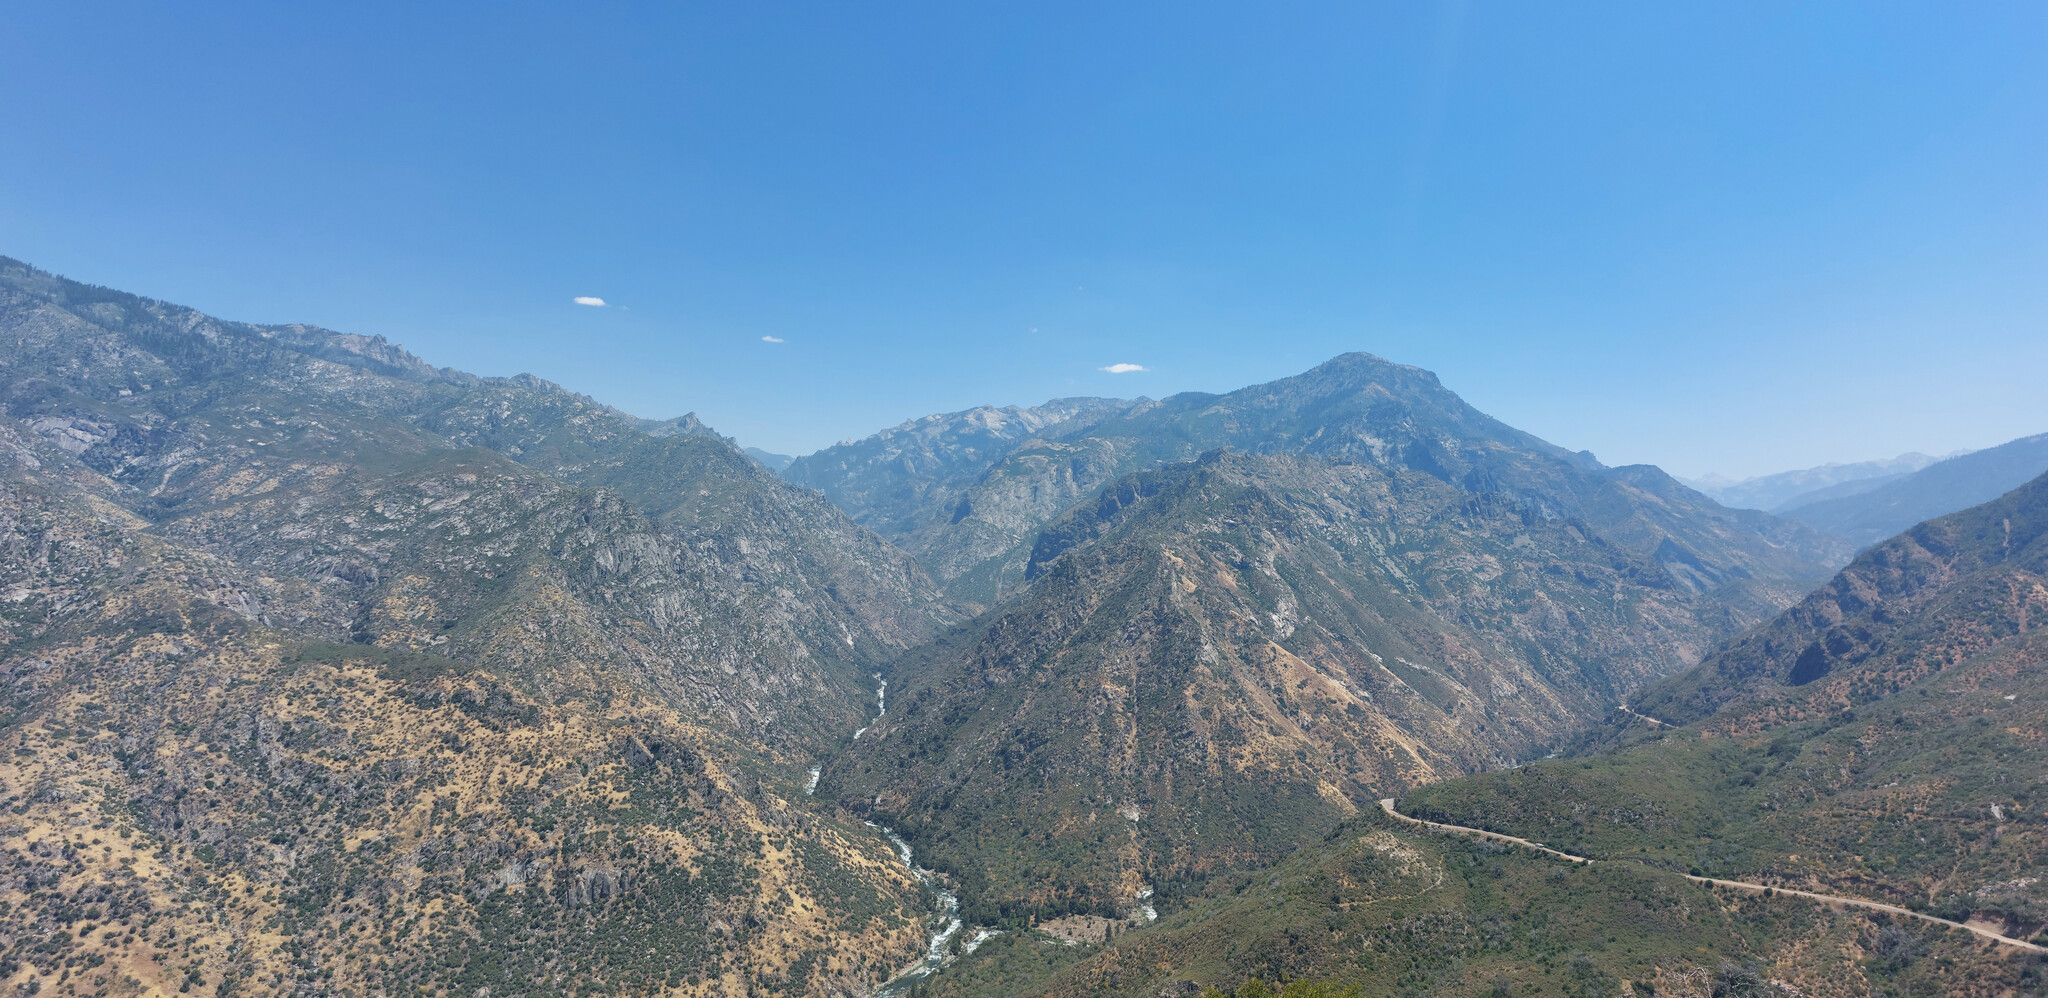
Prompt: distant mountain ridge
<box><xmin>782</xmin><ymin>395</ymin><xmax>1140</xmax><ymax>532</ymax></box>
<box><xmin>792</xmin><ymin>352</ymin><xmax>1853</xmax><ymax>609</ymax></box>
<box><xmin>1776</xmin><ymin>431</ymin><xmax>2048</xmax><ymax>547</ymax></box>
<box><xmin>1683</xmin><ymin>451</ymin><xmax>1944</xmax><ymax>512</ymax></box>
<box><xmin>1640</xmin><ymin>464</ymin><xmax>2048</xmax><ymax>727</ymax></box>
<box><xmin>743</xmin><ymin>445</ymin><xmax>794</xmax><ymax>471</ymax></box>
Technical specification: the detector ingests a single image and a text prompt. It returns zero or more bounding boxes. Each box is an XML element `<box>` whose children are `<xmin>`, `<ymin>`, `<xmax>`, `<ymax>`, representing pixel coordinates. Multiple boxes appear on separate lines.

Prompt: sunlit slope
<box><xmin>1639</xmin><ymin>467</ymin><xmax>2048</xmax><ymax>728</ymax></box>
<box><xmin>0</xmin><ymin>257</ymin><xmax>960</xmax><ymax>996</ymax></box>
<box><xmin>791</xmin><ymin>352</ymin><xmax>1852</xmax><ymax>615</ymax></box>
<box><xmin>1401</xmin><ymin>470</ymin><xmax>2048</xmax><ymax>944</ymax></box>
<box><xmin>901</xmin><ymin>807</ymin><xmax>2031</xmax><ymax>998</ymax></box>
<box><xmin>826</xmin><ymin>451</ymin><xmax>1822</xmax><ymax>923</ymax></box>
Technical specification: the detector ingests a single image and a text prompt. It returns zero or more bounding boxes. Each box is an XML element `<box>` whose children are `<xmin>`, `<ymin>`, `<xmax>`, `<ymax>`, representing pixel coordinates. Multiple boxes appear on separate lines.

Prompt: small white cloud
<box><xmin>573</xmin><ymin>296</ymin><xmax>607</xmax><ymax>307</ymax></box>
<box><xmin>1099</xmin><ymin>363</ymin><xmax>1146</xmax><ymax>374</ymax></box>
<box><xmin>761</xmin><ymin>335</ymin><xmax>784</xmax><ymax>343</ymax></box>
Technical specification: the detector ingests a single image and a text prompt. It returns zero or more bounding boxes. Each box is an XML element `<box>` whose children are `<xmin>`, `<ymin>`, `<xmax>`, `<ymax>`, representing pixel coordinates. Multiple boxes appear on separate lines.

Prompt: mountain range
<box><xmin>1774</xmin><ymin>432</ymin><xmax>2048</xmax><ymax>547</ymax></box>
<box><xmin>1680</xmin><ymin>437</ymin><xmax>2048</xmax><ymax>555</ymax></box>
<box><xmin>1682</xmin><ymin>453</ymin><xmax>1945</xmax><ymax>512</ymax></box>
<box><xmin>0</xmin><ymin>257</ymin><xmax>956</xmax><ymax>998</ymax></box>
<box><xmin>1</xmin><ymin>255</ymin><xmax>2040</xmax><ymax>998</ymax></box>
<box><xmin>786</xmin><ymin>354</ymin><xmax>1850</xmax><ymax>612</ymax></box>
<box><xmin>824</xmin><ymin>445</ymin><xmax>1843</xmax><ymax>925</ymax></box>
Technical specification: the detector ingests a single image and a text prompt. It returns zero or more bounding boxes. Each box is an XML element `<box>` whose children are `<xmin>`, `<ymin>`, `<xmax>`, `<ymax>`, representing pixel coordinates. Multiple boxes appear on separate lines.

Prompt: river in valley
<box><xmin>870</xmin><ymin>823</ymin><xmax>962</xmax><ymax>998</ymax></box>
<box><xmin>840</xmin><ymin>674</ymin><xmax>971</xmax><ymax>997</ymax></box>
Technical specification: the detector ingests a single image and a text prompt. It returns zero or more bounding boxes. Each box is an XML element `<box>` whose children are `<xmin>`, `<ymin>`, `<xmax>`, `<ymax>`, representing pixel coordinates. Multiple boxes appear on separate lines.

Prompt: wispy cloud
<box><xmin>761</xmin><ymin>335</ymin><xmax>784</xmax><ymax>343</ymax></box>
<box><xmin>573</xmin><ymin>296</ymin><xmax>607</xmax><ymax>307</ymax></box>
<box><xmin>1099</xmin><ymin>362</ymin><xmax>1146</xmax><ymax>374</ymax></box>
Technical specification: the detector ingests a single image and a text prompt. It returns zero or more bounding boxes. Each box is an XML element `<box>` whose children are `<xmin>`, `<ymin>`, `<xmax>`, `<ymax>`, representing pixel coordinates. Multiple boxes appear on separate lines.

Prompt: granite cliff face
<box><xmin>0</xmin><ymin>258</ymin><xmax>957</xmax><ymax>997</ymax></box>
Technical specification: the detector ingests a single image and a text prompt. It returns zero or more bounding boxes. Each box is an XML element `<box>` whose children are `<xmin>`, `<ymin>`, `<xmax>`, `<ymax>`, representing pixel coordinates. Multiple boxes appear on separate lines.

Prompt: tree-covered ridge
<box><xmin>897</xmin><ymin>807</ymin><xmax>2035</xmax><ymax>998</ymax></box>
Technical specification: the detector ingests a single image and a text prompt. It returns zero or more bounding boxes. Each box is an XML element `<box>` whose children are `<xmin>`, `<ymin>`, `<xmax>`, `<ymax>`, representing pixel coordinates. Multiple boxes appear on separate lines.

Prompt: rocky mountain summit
<box><xmin>793</xmin><ymin>353</ymin><xmax>1854</xmax><ymax>610</ymax></box>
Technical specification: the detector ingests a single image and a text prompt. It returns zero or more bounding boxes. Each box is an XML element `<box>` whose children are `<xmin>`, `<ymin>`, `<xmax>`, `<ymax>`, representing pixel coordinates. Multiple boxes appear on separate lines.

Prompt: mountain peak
<box><xmin>1311</xmin><ymin>349</ymin><xmax>1443</xmax><ymax>384</ymax></box>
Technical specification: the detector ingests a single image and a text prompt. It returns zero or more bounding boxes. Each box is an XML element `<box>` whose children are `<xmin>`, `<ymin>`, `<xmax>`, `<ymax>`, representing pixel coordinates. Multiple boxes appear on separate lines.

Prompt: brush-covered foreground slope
<box><xmin>0</xmin><ymin>258</ymin><xmax>959</xmax><ymax>997</ymax></box>
<box><xmin>906</xmin><ymin>807</ymin><xmax>2039</xmax><ymax>998</ymax></box>
<box><xmin>0</xmin><ymin>432</ymin><xmax>927</xmax><ymax>997</ymax></box>
<box><xmin>824</xmin><ymin>450</ymin><xmax>1828</xmax><ymax>923</ymax></box>
<box><xmin>1401</xmin><ymin>470</ymin><xmax>2048</xmax><ymax>943</ymax></box>
<box><xmin>794</xmin><ymin>353</ymin><xmax>1852</xmax><ymax>609</ymax></box>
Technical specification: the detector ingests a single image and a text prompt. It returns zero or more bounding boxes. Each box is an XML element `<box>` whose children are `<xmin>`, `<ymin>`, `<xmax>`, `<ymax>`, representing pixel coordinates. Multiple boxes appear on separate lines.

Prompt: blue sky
<box><xmin>3</xmin><ymin>2</ymin><xmax>2044</xmax><ymax>478</ymax></box>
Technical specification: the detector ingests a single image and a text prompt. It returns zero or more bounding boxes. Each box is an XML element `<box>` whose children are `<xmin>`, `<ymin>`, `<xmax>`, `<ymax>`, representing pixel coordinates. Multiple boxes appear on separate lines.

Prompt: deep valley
<box><xmin>2</xmin><ymin>255</ymin><xmax>2045</xmax><ymax>998</ymax></box>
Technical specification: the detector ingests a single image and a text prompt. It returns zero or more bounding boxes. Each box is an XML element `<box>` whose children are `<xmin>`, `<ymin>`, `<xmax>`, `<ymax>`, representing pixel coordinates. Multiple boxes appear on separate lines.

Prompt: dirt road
<box><xmin>1377</xmin><ymin>798</ymin><xmax>2045</xmax><ymax>953</ymax></box>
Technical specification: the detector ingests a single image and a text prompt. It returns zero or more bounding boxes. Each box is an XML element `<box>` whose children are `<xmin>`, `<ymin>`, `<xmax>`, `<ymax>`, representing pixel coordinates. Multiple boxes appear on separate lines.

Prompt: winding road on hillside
<box><xmin>1377</xmin><ymin>798</ymin><xmax>2046</xmax><ymax>953</ymax></box>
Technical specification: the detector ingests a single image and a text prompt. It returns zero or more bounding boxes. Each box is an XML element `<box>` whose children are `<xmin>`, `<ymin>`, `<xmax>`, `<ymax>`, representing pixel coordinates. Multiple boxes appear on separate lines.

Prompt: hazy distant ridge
<box><xmin>1777</xmin><ymin>432</ymin><xmax>2048</xmax><ymax>547</ymax></box>
<box><xmin>1682</xmin><ymin>452</ymin><xmax>1942</xmax><ymax>511</ymax></box>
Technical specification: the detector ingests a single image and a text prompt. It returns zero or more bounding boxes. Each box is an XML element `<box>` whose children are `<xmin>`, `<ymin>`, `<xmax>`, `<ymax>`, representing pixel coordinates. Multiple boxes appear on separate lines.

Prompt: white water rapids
<box><xmin>853</xmin><ymin>673</ymin><xmax>887</xmax><ymax>741</ymax></box>
<box><xmin>837</xmin><ymin>672</ymin><xmax>964</xmax><ymax>998</ymax></box>
<box><xmin>868</xmin><ymin>823</ymin><xmax>961</xmax><ymax>998</ymax></box>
